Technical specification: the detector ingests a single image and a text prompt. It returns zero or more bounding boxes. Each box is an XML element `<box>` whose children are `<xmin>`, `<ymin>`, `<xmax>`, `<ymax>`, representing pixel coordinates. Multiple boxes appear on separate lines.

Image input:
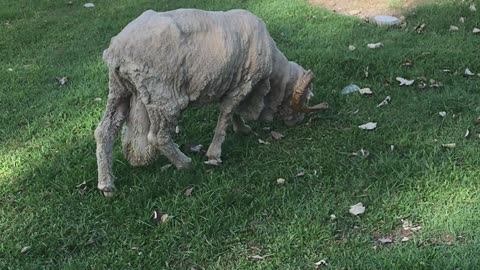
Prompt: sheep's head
<box><xmin>278</xmin><ymin>69</ymin><xmax>328</xmax><ymax>126</ymax></box>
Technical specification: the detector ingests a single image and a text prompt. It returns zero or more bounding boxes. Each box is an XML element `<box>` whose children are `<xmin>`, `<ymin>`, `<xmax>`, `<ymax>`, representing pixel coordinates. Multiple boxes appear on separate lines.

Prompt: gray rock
<box><xmin>373</xmin><ymin>15</ymin><xmax>401</xmax><ymax>26</ymax></box>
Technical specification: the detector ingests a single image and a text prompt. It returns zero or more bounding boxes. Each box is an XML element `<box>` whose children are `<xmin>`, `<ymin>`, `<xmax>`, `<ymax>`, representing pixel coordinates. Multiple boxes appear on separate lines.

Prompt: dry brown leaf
<box><xmin>56</xmin><ymin>76</ymin><xmax>68</xmax><ymax>86</ymax></box>
<box><xmin>271</xmin><ymin>131</ymin><xmax>285</xmax><ymax>140</ymax></box>
<box><xmin>349</xmin><ymin>202</ymin><xmax>365</xmax><ymax>215</ymax></box>
<box><xmin>449</xmin><ymin>25</ymin><xmax>459</xmax><ymax>31</ymax></box>
<box><xmin>465</xmin><ymin>68</ymin><xmax>475</xmax><ymax>76</ymax></box>
<box><xmin>378</xmin><ymin>237</ymin><xmax>393</xmax><ymax>244</ymax></box>
<box><xmin>358</xmin><ymin>122</ymin><xmax>377</xmax><ymax>130</ymax></box>
<box><xmin>258</xmin><ymin>139</ymin><xmax>270</xmax><ymax>145</ymax></box>
<box><xmin>314</xmin><ymin>260</ymin><xmax>328</xmax><ymax>268</ymax></box>
<box><xmin>184</xmin><ymin>187</ymin><xmax>194</xmax><ymax>197</ymax></box>
<box><xmin>377</xmin><ymin>96</ymin><xmax>391</xmax><ymax>107</ymax></box>
<box><xmin>367</xmin><ymin>42</ymin><xmax>383</xmax><ymax>49</ymax></box>
<box><xmin>396</xmin><ymin>77</ymin><xmax>415</xmax><ymax>86</ymax></box>
<box><xmin>247</xmin><ymin>255</ymin><xmax>264</xmax><ymax>260</ymax></box>
<box><xmin>359</xmin><ymin>88</ymin><xmax>373</xmax><ymax>95</ymax></box>
<box><xmin>152</xmin><ymin>210</ymin><xmax>170</xmax><ymax>224</ymax></box>
<box><xmin>401</xmin><ymin>59</ymin><xmax>413</xmax><ymax>67</ymax></box>
<box><xmin>441</xmin><ymin>143</ymin><xmax>456</xmax><ymax>148</ymax></box>
<box><xmin>20</xmin><ymin>246</ymin><xmax>31</xmax><ymax>254</ymax></box>
<box><xmin>414</xmin><ymin>23</ymin><xmax>426</xmax><ymax>33</ymax></box>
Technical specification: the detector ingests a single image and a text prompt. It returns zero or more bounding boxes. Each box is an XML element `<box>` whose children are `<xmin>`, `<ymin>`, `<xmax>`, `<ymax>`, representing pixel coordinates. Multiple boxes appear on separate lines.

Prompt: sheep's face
<box><xmin>278</xmin><ymin>69</ymin><xmax>327</xmax><ymax>126</ymax></box>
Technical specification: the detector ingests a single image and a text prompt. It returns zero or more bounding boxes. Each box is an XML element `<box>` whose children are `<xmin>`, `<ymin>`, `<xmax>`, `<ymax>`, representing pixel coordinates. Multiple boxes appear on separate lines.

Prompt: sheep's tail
<box><xmin>121</xmin><ymin>88</ymin><xmax>158</xmax><ymax>167</ymax></box>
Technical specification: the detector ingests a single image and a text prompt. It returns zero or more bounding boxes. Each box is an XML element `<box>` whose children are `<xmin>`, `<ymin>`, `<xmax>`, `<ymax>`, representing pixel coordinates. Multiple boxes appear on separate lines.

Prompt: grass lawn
<box><xmin>1</xmin><ymin>0</ymin><xmax>480</xmax><ymax>268</ymax></box>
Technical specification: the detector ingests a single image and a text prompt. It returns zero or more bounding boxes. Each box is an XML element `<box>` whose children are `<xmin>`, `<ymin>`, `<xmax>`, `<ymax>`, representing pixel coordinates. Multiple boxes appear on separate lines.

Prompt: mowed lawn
<box><xmin>1</xmin><ymin>0</ymin><xmax>480</xmax><ymax>268</ymax></box>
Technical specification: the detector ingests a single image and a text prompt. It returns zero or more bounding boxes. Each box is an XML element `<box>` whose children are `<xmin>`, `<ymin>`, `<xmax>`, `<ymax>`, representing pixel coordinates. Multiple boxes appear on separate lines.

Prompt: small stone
<box><xmin>373</xmin><ymin>15</ymin><xmax>401</xmax><ymax>26</ymax></box>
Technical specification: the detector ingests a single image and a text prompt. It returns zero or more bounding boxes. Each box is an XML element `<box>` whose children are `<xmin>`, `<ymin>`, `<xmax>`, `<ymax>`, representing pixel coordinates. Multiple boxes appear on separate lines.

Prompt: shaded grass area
<box><xmin>1</xmin><ymin>0</ymin><xmax>480</xmax><ymax>268</ymax></box>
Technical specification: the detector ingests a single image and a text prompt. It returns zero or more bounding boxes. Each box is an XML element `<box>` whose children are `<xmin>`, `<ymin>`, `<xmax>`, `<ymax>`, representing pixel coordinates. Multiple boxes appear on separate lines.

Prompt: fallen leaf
<box><xmin>351</xmin><ymin>148</ymin><xmax>370</xmax><ymax>158</ymax></box>
<box><xmin>439</xmin><ymin>111</ymin><xmax>447</xmax><ymax>117</ymax></box>
<box><xmin>470</xmin><ymin>4</ymin><xmax>477</xmax><ymax>11</ymax></box>
<box><xmin>441</xmin><ymin>143</ymin><xmax>456</xmax><ymax>148</ymax></box>
<box><xmin>160</xmin><ymin>164</ymin><xmax>172</xmax><ymax>171</ymax></box>
<box><xmin>449</xmin><ymin>25</ymin><xmax>459</xmax><ymax>31</ymax></box>
<box><xmin>20</xmin><ymin>246</ymin><xmax>31</xmax><ymax>254</ymax></box>
<box><xmin>152</xmin><ymin>210</ymin><xmax>169</xmax><ymax>224</ymax></box>
<box><xmin>418</xmin><ymin>81</ymin><xmax>427</xmax><ymax>89</ymax></box>
<box><xmin>276</xmin><ymin>178</ymin><xmax>286</xmax><ymax>185</ymax></box>
<box><xmin>184</xmin><ymin>187</ymin><xmax>194</xmax><ymax>197</ymax></box>
<box><xmin>76</xmin><ymin>181</ymin><xmax>87</xmax><ymax>189</ymax></box>
<box><xmin>295</xmin><ymin>172</ymin><xmax>305</xmax><ymax>178</ymax></box>
<box><xmin>465</xmin><ymin>68</ymin><xmax>475</xmax><ymax>76</ymax></box>
<box><xmin>247</xmin><ymin>255</ymin><xmax>264</xmax><ymax>260</ymax></box>
<box><xmin>401</xmin><ymin>59</ymin><xmax>413</xmax><ymax>67</ymax></box>
<box><xmin>56</xmin><ymin>76</ymin><xmax>68</xmax><ymax>86</ymax></box>
<box><xmin>358</xmin><ymin>122</ymin><xmax>377</xmax><ymax>130</ymax></box>
<box><xmin>378</xmin><ymin>237</ymin><xmax>393</xmax><ymax>244</ymax></box>
<box><xmin>83</xmin><ymin>3</ymin><xmax>95</xmax><ymax>8</ymax></box>
<box><xmin>359</xmin><ymin>88</ymin><xmax>373</xmax><ymax>95</ymax></box>
<box><xmin>473</xmin><ymin>28</ymin><xmax>480</xmax><ymax>34</ymax></box>
<box><xmin>348</xmin><ymin>45</ymin><xmax>356</xmax><ymax>51</ymax></box>
<box><xmin>271</xmin><ymin>131</ymin><xmax>285</xmax><ymax>140</ymax></box>
<box><xmin>396</xmin><ymin>77</ymin><xmax>415</xmax><ymax>86</ymax></box>
<box><xmin>414</xmin><ymin>23</ymin><xmax>426</xmax><ymax>33</ymax></box>
<box><xmin>190</xmin><ymin>144</ymin><xmax>203</xmax><ymax>153</ymax></box>
<box><xmin>258</xmin><ymin>139</ymin><xmax>270</xmax><ymax>145</ymax></box>
<box><xmin>314</xmin><ymin>260</ymin><xmax>328</xmax><ymax>268</ymax></box>
<box><xmin>465</xmin><ymin>128</ymin><xmax>471</xmax><ymax>139</ymax></box>
<box><xmin>349</xmin><ymin>203</ymin><xmax>365</xmax><ymax>215</ymax></box>
<box><xmin>367</xmin><ymin>42</ymin><xmax>383</xmax><ymax>49</ymax></box>
<box><xmin>377</xmin><ymin>96</ymin><xmax>391</xmax><ymax>107</ymax></box>
<box><xmin>429</xmin><ymin>79</ymin><xmax>443</xmax><ymax>88</ymax></box>
<box><xmin>247</xmin><ymin>242</ymin><xmax>263</xmax><ymax>251</ymax></box>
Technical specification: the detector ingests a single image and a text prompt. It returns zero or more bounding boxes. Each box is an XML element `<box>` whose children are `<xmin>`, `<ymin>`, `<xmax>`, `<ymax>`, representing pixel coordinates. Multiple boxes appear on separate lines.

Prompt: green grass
<box><xmin>1</xmin><ymin>0</ymin><xmax>480</xmax><ymax>268</ymax></box>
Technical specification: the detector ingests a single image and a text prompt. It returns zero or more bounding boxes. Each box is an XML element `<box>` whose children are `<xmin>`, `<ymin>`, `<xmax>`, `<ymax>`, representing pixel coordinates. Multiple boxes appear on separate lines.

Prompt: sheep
<box><xmin>95</xmin><ymin>9</ymin><xmax>328</xmax><ymax>195</ymax></box>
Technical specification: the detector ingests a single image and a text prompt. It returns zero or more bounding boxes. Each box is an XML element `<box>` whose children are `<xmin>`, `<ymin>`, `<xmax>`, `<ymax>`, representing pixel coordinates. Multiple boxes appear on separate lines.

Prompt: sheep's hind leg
<box><xmin>232</xmin><ymin>114</ymin><xmax>252</xmax><ymax>135</ymax></box>
<box><xmin>146</xmin><ymin>109</ymin><xmax>192</xmax><ymax>170</ymax></box>
<box><xmin>95</xmin><ymin>72</ymin><xmax>130</xmax><ymax>196</ymax></box>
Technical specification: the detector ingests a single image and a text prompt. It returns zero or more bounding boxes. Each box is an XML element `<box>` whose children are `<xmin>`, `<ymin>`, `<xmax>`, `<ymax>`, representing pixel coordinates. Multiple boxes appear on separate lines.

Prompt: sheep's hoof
<box><xmin>204</xmin><ymin>157</ymin><xmax>222</xmax><ymax>166</ymax></box>
<box><xmin>102</xmin><ymin>190</ymin><xmax>115</xmax><ymax>197</ymax></box>
<box><xmin>233</xmin><ymin>124</ymin><xmax>252</xmax><ymax>135</ymax></box>
<box><xmin>98</xmin><ymin>181</ymin><xmax>116</xmax><ymax>197</ymax></box>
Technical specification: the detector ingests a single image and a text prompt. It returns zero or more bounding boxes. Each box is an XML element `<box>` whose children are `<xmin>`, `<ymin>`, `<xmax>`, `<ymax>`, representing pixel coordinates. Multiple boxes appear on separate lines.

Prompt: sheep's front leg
<box><xmin>95</xmin><ymin>96</ymin><xmax>129</xmax><ymax>196</ymax></box>
<box><xmin>206</xmin><ymin>110</ymin><xmax>233</xmax><ymax>163</ymax></box>
<box><xmin>232</xmin><ymin>114</ymin><xmax>252</xmax><ymax>135</ymax></box>
<box><xmin>207</xmin><ymin>82</ymin><xmax>252</xmax><ymax>163</ymax></box>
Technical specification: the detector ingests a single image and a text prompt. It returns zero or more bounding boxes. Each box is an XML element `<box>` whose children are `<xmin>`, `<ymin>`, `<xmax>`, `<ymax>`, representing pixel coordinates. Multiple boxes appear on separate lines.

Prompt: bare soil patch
<box><xmin>309</xmin><ymin>0</ymin><xmax>428</xmax><ymax>18</ymax></box>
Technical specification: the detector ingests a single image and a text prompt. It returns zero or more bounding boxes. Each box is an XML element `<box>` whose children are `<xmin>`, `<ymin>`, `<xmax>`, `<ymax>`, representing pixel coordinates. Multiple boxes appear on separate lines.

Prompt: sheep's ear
<box><xmin>290</xmin><ymin>70</ymin><xmax>314</xmax><ymax>112</ymax></box>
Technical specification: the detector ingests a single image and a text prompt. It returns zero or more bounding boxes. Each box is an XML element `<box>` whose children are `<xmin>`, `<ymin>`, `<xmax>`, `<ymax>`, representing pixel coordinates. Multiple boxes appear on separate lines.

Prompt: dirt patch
<box><xmin>309</xmin><ymin>0</ymin><xmax>427</xmax><ymax>18</ymax></box>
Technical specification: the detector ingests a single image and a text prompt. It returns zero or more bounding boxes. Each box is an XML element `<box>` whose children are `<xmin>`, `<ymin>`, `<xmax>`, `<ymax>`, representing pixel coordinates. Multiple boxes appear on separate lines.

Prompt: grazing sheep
<box><xmin>95</xmin><ymin>9</ymin><xmax>328</xmax><ymax>195</ymax></box>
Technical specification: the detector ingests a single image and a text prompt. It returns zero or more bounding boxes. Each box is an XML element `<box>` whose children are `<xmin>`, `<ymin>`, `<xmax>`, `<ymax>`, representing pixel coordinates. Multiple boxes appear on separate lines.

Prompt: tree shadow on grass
<box><xmin>2</xmin><ymin>0</ymin><xmax>480</xmax><ymax>268</ymax></box>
